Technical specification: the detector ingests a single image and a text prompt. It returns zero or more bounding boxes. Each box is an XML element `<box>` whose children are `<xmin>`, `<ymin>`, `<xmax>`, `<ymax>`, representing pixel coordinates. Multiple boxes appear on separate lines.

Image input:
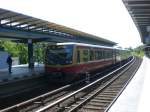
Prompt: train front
<box><xmin>45</xmin><ymin>44</ymin><xmax>74</xmax><ymax>82</ymax></box>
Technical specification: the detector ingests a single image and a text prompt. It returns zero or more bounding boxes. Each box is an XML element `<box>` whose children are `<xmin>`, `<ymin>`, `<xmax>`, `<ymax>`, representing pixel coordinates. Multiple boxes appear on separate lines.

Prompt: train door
<box><xmin>76</xmin><ymin>46</ymin><xmax>81</xmax><ymax>64</ymax></box>
<box><xmin>113</xmin><ymin>49</ymin><xmax>116</xmax><ymax>64</ymax></box>
<box><xmin>89</xmin><ymin>48</ymin><xmax>94</xmax><ymax>61</ymax></box>
<box><xmin>72</xmin><ymin>45</ymin><xmax>76</xmax><ymax>65</ymax></box>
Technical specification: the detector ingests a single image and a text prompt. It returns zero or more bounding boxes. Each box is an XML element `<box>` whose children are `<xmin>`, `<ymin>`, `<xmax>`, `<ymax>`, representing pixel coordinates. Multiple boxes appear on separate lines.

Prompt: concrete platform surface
<box><xmin>0</xmin><ymin>64</ymin><xmax>44</xmax><ymax>82</ymax></box>
<box><xmin>108</xmin><ymin>56</ymin><xmax>150</xmax><ymax>112</ymax></box>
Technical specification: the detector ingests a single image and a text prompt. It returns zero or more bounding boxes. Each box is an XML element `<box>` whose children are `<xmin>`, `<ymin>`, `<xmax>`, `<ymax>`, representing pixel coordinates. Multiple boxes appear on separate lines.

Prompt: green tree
<box><xmin>2</xmin><ymin>41</ymin><xmax>19</xmax><ymax>57</ymax></box>
<box><xmin>0</xmin><ymin>40</ymin><xmax>4</xmax><ymax>51</ymax></box>
<box><xmin>0</xmin><ymin>40</ymin><xmax>46</xmax><ymax>64</ymax></box>
<box><xmin>132</xmin><ymin>45</ymin><xmax>144</xmax><ymax>58</ymax></box>
<box><xmin>34</xmin><ymin>42</ymin><xmax>46</xmax><ymax>64</ymax></box>
<box><xmin>17</xmin><ymin>44</ymin><xmax>28</xmax><ymax>64</ymax></box>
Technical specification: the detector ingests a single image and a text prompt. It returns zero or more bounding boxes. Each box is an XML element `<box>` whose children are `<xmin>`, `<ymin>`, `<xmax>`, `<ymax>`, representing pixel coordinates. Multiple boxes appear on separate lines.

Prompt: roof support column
<box><xmin>144</xmin><ymin>26</ymin><xmax>150</xmax><ymax>55</ymax></box>
<box><xmin>146</xmin><ymin>26</ymin><xmax>150</xmax><ymax>44</ymax></box>
<box><xmin>28</xmin><ymin>39</ymin><xmax>34</xmax><ymax>69</ymax></box>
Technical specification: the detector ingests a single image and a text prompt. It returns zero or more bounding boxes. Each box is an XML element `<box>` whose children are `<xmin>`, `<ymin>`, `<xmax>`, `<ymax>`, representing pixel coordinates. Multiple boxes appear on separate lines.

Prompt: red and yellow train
<box><xmin>45</xmin><ymin>42</ymin><xmax>130</xmax><ymax>82</ymax></box>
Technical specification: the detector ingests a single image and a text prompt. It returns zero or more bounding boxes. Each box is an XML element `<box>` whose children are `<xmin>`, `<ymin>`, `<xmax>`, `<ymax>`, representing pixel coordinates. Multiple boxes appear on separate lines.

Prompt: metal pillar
<box><xmin>28</xmin><ymin>39</ymin><xmax>34</xmax><ymax>69</ymax></box>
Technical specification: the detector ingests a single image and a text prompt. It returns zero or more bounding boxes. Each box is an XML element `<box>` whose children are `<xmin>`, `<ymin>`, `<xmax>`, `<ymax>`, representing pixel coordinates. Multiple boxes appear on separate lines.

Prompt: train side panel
<box><xmin>44</xmin><ymin>43</ymin><xmax>131</xmax><ymax>83</ymax></box>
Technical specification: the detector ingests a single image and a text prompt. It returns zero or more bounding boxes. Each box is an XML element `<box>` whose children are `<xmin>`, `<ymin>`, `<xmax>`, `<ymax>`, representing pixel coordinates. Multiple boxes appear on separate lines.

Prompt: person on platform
<box><xmin>7</xmin><ymin>54</ymin><xmax>12</xmax><ymax>74</ymax></box>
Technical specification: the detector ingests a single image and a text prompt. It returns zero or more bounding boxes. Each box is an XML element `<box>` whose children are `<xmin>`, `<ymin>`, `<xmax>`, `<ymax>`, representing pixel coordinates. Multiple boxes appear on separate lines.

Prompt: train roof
<box><xmin>48</xmin><ymin>42</ymin><xmax>119</xmax><ymax>50</ymax></box>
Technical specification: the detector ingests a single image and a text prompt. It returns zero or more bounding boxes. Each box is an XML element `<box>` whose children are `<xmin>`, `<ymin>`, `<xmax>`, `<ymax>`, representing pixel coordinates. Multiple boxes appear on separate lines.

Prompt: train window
<box><xmin>98</xmin><ymin>50</ymin><xmax>101</xmax><ymax>59</ymax></box>
<box><xmin>107</xmin><ymin>50</ymin><xmax>110</xmax><ymax>58</ymax></box>
<box><xmin>102</xmin><ymin>50</ymin><xmax>105</xmax><ymax>59</ymax></box>
<box><xmin>107</xmin><ymin>50</ymin><xmax>111</xmax><ymax>58</ymax></box>
<box><xmin>45</xmin><ymin>45</ymin><xmax>73</xmax><ymax>65</ymax></box>
<box><xmin>100</xmin><ymin>50</ymin><xmax>103</xmax><ymax>59</ymax></box>
<box><xmin>90</xmin><ymin>50</ymin><xmax>94</xmax><ymax>61</ymax></box>
<box><xmin>109</xmin><ymin>51</ymin><xmax>112</xmax><ymax>58</ymax></box>
<box><xmin>77</xmin><ymin>50</ymin><xmax>80</xmax><ymax>63</ymax></box>
<box><xmin>97</xmin><ymin>50</ymin><xmax>101</xmax><ymax>59</ymax></box>
<box><xmin>110</xmin><ymin>50</ymin><xmax>113</xmax><ymax>58</ymax></box>
<box><xmin>82</xmin><ymin>49</ymin><xmax>89</xmax><ymax>62</ymax></box>
<box><xmin>104</xmin><ymin>50</ymin><xmax>106</xmax><ymax>58</ymax></box>
<box><xmin>108</xmin><ymin>50</ymin><xmax>111</xmax><ymax>58</ymax></box>
<box><xmin>95</xmin><ymin>50</ymin><xmax>99</xmax><ymax>60</ymax></box>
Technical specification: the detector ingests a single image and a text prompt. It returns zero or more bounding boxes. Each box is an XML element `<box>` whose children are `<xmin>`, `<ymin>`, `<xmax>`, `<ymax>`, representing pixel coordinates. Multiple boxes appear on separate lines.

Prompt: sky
<box><xmin>0</xmin><ymin>0</ymin><xmax>142</xmax><ymax>48</ymax></box>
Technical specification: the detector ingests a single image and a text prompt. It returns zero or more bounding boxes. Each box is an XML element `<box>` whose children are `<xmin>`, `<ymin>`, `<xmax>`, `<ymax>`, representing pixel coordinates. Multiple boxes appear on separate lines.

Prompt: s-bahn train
<box><xmin>45</xmin><ymin>42</ymin><xmax>131</xmax><ymax>82</ymax></box>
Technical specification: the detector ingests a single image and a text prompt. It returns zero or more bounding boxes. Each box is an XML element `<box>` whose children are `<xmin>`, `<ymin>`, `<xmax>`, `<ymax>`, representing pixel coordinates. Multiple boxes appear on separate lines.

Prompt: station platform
<box><xmin>108</xmin><ymin>56</ymin><xmax>150</xmax><ymax>112</ymax></box>
<box><xmin>0</xmin><ymin>64</ymin><xmax>44</xmax><ymax>83</ymax></box>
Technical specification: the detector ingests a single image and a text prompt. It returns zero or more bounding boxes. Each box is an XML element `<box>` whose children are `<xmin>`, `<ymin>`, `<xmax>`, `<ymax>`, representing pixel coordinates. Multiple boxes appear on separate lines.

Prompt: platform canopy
<box><xmin>123</xmin><ymin>0</ymin><xmax>150</xmax><ymax>44</ymax></box>
<box><xmin>0</xmin><ymin>8</ymin><xmax>116</xmax><ymax>46</ymax></box>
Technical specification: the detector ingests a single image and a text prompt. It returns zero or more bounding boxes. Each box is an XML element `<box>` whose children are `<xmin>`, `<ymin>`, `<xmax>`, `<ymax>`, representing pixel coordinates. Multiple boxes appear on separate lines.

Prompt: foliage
<box><xmin>132</xmin><ymin>45</ymin><xmax>144</xmax><ymax>58</ymax></box>
<box><xmin>0</xmin><ymin>40</ymin><xmax>19</xmax><ymax>57</ymax></box>
<box><xmin>0</xmin><ymin>40</ymin><xmax>46</xmax><ymax>64</ymax></box>
<box><xmin>126</xmin><ymin>45</ymin><xmax>144</xmax><ymax>58</ymax></box>
<box><xmin>34</xmin><ymin>43</ymin><xmax>46</xmax><ymax>64</ymax></box>
<box><xmin>17</xmin><ymin>44</ymin><xmax>28</xmax><ymax>64</ymax></box>
<box><xmin>0</xmin><ymin>41</ymin><xmax>4</xmax><ymax>51</ymax></box>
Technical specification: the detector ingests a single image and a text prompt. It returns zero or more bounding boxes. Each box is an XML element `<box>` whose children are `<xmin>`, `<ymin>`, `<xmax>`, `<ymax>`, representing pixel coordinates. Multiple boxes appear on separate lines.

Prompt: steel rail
<box><xmin>104</xmin><ymin>58</ymin><xmax>141</xmax><ymax>112</ymax></box>
<box><xmin>0</xmin><ymin>84</ymin><xmax>71</xmax><ymax>112</ymax></box>
<box><xmin>36</xmin><ymin>56</ymin><xmax>134</xmax><ymax>112</ymax></box>
<box><xmin>0</xmin><ymin>57</ymin><xmax>132</xmax><ymax>112</ymax></box>
<box><xmin>1</xmin><ymin>58</ymin><xmax>125</xmax><ymax>112</ymax></box>
<box><xmin>1</xmin><ymin>70</ymin><xmax>92</xmax><ymax>112</ymax></box>
<box><xmin>68</xmin><ymin>57</ymin><xmax>136</xmax><ymax>112</ymax></box>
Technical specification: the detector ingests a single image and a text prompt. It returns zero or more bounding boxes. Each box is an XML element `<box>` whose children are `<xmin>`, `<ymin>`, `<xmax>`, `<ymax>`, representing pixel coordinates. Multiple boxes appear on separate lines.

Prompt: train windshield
<box><xmin>46</xmin><ymin>45</ymin><xmax>73</xmax><ymax>65</ymax></box>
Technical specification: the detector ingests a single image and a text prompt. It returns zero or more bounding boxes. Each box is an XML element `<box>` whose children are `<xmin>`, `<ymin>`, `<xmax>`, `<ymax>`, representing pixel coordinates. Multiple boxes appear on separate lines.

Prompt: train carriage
<box><xmin>45</xmin><ymin>42</ymin><xmax>130</xmax><ymax>82</ymax></box>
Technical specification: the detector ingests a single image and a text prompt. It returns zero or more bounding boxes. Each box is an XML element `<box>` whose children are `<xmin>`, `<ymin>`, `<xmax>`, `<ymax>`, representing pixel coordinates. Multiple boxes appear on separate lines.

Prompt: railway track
<box><xmin>35</xmin><ymin>56</ymin><xmax>141</xmax><ymax>112</ymax></box>
<box><xmin>0</xmin><ymin>62</ymin><xmax>115</xmax><ymax>111</ymax></box>
<box><xmin>0</xmin><ymin>57</ymin><xmax>139</xmax><ymax>112</ymax></box>
<box><xmin>69</xmin><ymin>57</ymin><xmax>141</xmax><ymax>112</ymax></box>
<box><xmin>0</xmin><ymin>75</ymin><xmax>53</xmax><ymax>110</ymax></box>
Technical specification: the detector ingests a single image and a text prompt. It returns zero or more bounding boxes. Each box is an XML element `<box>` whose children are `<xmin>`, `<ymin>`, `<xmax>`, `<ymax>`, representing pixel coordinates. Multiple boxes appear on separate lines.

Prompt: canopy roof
<box><xmin>123</xmin><ymin>0</ymin><xmax>150</xmax><ymax>44</ymax></box>
<box><xmin>0</xmin><ymin>8</ymin><xmax>116</xmax><ymax>46</ymax></box>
